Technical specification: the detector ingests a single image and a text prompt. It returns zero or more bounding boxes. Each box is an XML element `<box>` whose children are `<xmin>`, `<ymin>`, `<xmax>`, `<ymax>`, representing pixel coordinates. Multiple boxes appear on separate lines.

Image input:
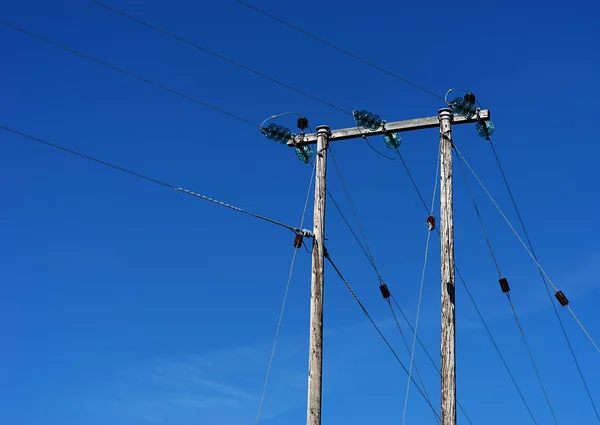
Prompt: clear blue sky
<box><xmin>1</xmin><ymin>1</ymin><xmax>599</xmax><ymax>424</ymax></box>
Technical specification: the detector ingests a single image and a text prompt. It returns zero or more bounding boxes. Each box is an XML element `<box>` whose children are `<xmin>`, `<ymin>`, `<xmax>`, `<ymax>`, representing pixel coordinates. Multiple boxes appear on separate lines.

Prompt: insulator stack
<box><xmin>295</xmin><ymin>145</ymin><xmax>313</xmax><ymax>163</ymax></box>
<box><xmin>383</xmin><ymin>132</ymin><xmax>402</xmax><ymax>149</ymax></box>
<box><xmin>450</xmin><ymin>93</ymin><xmax>477</xmax><ymax>118</ymax></box>
<box><xmin>353</xmin><ymin>110</ymin><xmax>382</xmax><ymax>130</ymax></box>
<box><xmin>261</xmin><ymin>123</ymin><xmax>292</xmax><ymax>144</ymax></box>
<box><xmin>476</xmin><ymin>120</ymin><xmax>495</xmax><ymax>140</ymax></box>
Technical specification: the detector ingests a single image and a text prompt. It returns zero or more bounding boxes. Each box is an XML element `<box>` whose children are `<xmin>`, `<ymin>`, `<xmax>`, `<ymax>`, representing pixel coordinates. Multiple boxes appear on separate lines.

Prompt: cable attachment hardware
<box><xmin>555</xmin><ymin>290</ymin><xmax>569</xmax><ymax>306</ymax></box>
<box><xmin>499</xmin><ymin>277</ymin><xmax>511</xmax><ymax>293</ymax></box>
<box><xmin>379</xmin><ymin>283</ymin><xmax>391</xmax><ymax>299</ymax></box>
<box><xmin>293</xmin><ymin>233</ymin><xmax>303</xmax><ymax>249</ymax></box>
<box><xmin>426</xmin><ymin>215</ymin><xmax>436</xmax><ymax>232</ymax></box>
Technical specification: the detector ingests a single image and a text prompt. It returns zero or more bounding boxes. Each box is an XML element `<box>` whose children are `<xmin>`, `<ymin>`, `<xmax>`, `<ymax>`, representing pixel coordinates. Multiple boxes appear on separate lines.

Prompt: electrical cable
<box><xmin>234</xmin><ymin>0</ymin><xmax>444</xmax><ymax>100</ymax></box>
<box><xmin>255</xmin><ymin>161</ymin><xmax>316</xmax><ymax>425</ymax></box>
<box><xmin>455</xmin><ymin>142</ymin><xmax>600</xmax><ymax>421</ymax></box>
<box><xmin>0</xmin><ymin>124</ymin><xmax>298</xmax><ymax>232</ymax></box>
<box><xmin>324</xmin><ymin>249</ymin><xmax>441</xmax><ymax>423</ymax></box>
<box><xmin>394</xmin><ymin>142</ymin><xmax>539</xmax><ymax>424</ymax></box>
<box><xmin>0</xmin><ymin>19</ymin><xmax>259</xmax><ymax>128</ymax></box>
<box><xmin>402</xmin><ymin>228</ymin><xmax>433</xmax><ymax>425</ymax></box>
<box><xmin>487</xmin><ymin>140</ymin><xmax>600</xmax><ymax>357</ymax></box>
<box><xmin>327</xmin><ymin>148</ymin><xmax>438</xmax><ymax>422</ymax></box>
<box><xmin>91</xmin><ymin>0</ymin><xmax>352</xmax><ymax>116</ymax></box>
<box><xmin>455</xmin><ymin>147</ymin><xmax>559</xmax><ymax>425</ymax></box>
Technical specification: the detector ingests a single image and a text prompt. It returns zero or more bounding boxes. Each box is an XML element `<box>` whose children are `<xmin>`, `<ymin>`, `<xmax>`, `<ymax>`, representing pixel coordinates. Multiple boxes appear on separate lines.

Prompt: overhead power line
<box><xmin>91</xmin><ymin>0</ymin><xmax>352</xmax><ymax>115</ymax></box>
<box><xmin>0</xmin><ymin>124</ymin><xmax>299</xmax><ymax>233</ymax></box>
<box><xmin>324</xmin><ymin>248</ymin><xmax>441</xmax><ymax>423</ymax></box>
<box><xmin>234</xmin><ymin>0</ymin><xmax>444</xmax><ymax>100</ymax></box>
<box><xmin>255</xmin><ymin>162</ymin><xmax>316</xmax><ymax>425</ymax></box>
<box><xmin>454</xmin><ymin>142</ymin><xmax>600</xmax><ymax>422</ymax></box>
<box><xmin>392</xmin><ymin>145</ymin><xmax>539</xmax><ymax>424</ymax></box>
<box><xmin>455</xmin><ymin>148</ymin><xmax>559</xmax><ymax>425</ymax></box>
<box><xmin>0</xmin><ymin>19</ymin><xmax>259</xmax><ymax>127</ymax></box>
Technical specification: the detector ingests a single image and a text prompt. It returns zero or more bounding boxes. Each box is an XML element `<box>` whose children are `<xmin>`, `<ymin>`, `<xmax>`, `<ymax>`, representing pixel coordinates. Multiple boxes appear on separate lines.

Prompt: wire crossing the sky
<box><xmin>0</xmin><ymin>125</ymin><xmax>299</xmax><ymax>233</ymax></box>
<box><xmin>454</xmin><ymin>147</ymin><xmax>559</xmax><ymax>425</ymax></box>
<box><xmin>391</xmin><ymin>144</ymin><xmax>540</xmax><ymax>424</ymax></box>
<box><xmin>324</xmin><ymin>248</ymin><xmax>442</xmax><ymax>423</ymax></box>
<box><xmin>255</xmin><ymin>162</ymin><xmax>316</xmax><ymax>425</ymax></box>
<box><xmin>234</xmin><ymin>0</ymin><xmax>445</xmax><ymax>100</ymax></box>
<box><xmin>91</xmin><ymin>0</ymin><xmax>352</xmax><ymax>115</ymax></box>
<box><xmin>0</xmin><ymin>19</ymin><xmax>259</xmax><ymax>128</ymax></box>
<box><xmin>455</xmin><ymin>142</ymin><xmax>600</xmax><ymax>422</ymax></box>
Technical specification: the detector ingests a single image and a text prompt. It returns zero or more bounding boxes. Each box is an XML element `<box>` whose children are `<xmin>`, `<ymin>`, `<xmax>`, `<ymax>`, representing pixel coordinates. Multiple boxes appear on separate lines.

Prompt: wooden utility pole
<box><xmin>306</xmin><ymin>125</ymin><xmax>330</xmax><ymax>425</ymax></box>
<box><xmin>438</xmin><ymin>108</ymin><xmax>456</xmax><ymax>425</ymax></box>
<box><xmin>290</xmin><ymin>110</ymin><xmax>487</xmax><ymax>425</ymax></box>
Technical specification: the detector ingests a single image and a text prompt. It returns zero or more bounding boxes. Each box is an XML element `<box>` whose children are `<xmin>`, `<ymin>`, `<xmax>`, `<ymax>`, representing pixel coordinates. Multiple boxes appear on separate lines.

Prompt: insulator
<box><xmin>499</xmin><ymin>277</ymin><xmax>510</xmax><ymax>293</ymax></box>
<box><xmin>450</xmin><ymin>96</ymin><xmax>476</xmax><ymax>118</ymax></box>
<box><xmin>426</xmin><ymin>215</ymin><xmax>436</xmax><ymax>231</ymax></box>
<box><xmin>261</xmin><ymin>122</ymin><xmax>278</xmax><ymax>140</ymax></box>
<box><xmin>262</xmin><ymin>122</ymin><xmax>292</xmax><ymax>143</ymax></box>
<box><xmin>476</xmin><ymin>120</ymin><xmax>495</xmax><ymax>140</ymax></box>
<box><xmin>464</xmin><ymin>92</ymin><xmax>476</xmax><ymax>105</ymax></box>
<box><xmin>383</xmin><ymin>132</ymin><xmax>401</xmax><ymax>149</ymax></box>
<box><xmin>297</xmin><ymin>116</ymin><xmax>309</xmax><ymax>131</ymax></box>
<box><xmin>354</xmin><ymin>109</ymin><xmax>382</xmax><ymax>130</ymax></box>
<box><xmin>293</xmin><ymin>233</ymin><xmax>303</xmax><ymax>248</ymax></box>
<box><xmin>295</xmin><ymin>145</ymin><xmax>313</xmax><ymax>163</ymax></box>
<box><xmin>370</xmin><ymin>115</ymin><xmax>382</xmax><ymax>130</ymax></box>
<box><xmin>379</xmin><ymin>283</ymin><xmax>391</xmax><ymax>299</ymax></box>
<box><xmin>555</xmin><ymin>290</ymin><xmax>569</xmax><ymax>306</ymax></box>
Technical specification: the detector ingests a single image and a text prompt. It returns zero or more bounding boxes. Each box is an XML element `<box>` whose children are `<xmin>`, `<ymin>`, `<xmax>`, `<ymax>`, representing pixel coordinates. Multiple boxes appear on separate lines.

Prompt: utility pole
<box><xmin>289</xmin><ymin>109</ymin><xmax>488</xmax><ymax>425</ymax></box>
<box><xmin>306</xmin><ymin>125</ymin><xmax>330</xmax><ymax>425</ymax></box>
<box><xmin>438</xmin><ymin>108</ymin><xmax>456</xmax><ymax>425</ymax></box>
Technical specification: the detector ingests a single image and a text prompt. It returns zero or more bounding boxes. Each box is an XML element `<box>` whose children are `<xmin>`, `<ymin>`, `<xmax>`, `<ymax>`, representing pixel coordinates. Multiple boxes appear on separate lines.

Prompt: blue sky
<box><xmin>1</xmin><ymin>0</ymin><xmax>599</xmax><ymax>424</ymax></box>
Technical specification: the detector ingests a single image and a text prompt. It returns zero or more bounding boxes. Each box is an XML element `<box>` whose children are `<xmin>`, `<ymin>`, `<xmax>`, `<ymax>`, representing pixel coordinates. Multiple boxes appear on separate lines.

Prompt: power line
<box><xmin>324</xmin><ymin>248</ymin><xmax>441</xmax><ymax>423</ymax></box>
<box><xmin>234</xmin><ymin>0</ymin><xmax>444</xmax><ymax>100</ymax></box>
<box><xmin>458</xmin><ymin>145</ymin><xmax>600</xmax><ymax>354</ymax></box>
<box><xmin>402</xmin><ymin>228</ymin><xmax>433</xmax><ymax>425</ymax></box>
<box><xmin>0</xmin><ymin>19</ymin><xmax>259</xmax><ymax>128</ymax></box>
<box><xmin>91</xmin><ymin>0</ymin><xmax>352</xmax><ymax>116</ymax></box>
<box><xmin>0</xmin><ymin>124</ymin><xmax>299</xmax><ymax>232</ymax></box>
<box><xmin>455</xmin><ymin>148</ymin><xmax>559</xmax><ymax>425</ymax></box>
<box><xmin>328</xmin><ymin>148</ymin><xmax>474</xmax><ymax>424</ymax></box>
<box><xmin>327</xmin><ymin>148</ymin><xmax>439</xmax><ymax>422</ymax></box>
<box><xmin>255</xmin><ymin>162</ymin><xmax>316</xmax><ymax>425</ymax></box>
<box><xmin>454</xmin><ymin>266</ymin><xmax>539</xmax><ymax>425</ymax></box>
<box><xmin>456</xmin><ymin>141</ymin><xmax>600</xmax><ymax>422</ymax></box>
<box><xmin>393</xmin><ymin>145</ymin><xmax>539</xmax><ymax>424</ymax></box>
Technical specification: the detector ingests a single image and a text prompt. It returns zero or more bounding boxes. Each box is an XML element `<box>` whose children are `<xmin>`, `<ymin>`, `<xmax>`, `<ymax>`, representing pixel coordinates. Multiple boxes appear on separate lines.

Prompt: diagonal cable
<box><xmin>234</xmin><ymin>0</ymin><xmax>444</xmax><ymax>100</ymax></box>
<box><xmin>457</xmin><ymin>142</ymin><xmax>600</xmax><ymax>421</ymax></box>
<box><xmin>324</xmin><ymin>249</ymin><xmax>441</xmax><ymax>423</ymax></box>
<box><xmin>0</xmin><ymin>19</ymin><xmax>259</xmax><ymax>127</ymax></box>
<box><xmin>1</xmin><ymin>124</ymin><xmax>298</xmax><ymax>232</ymax></box>
<box><xmin>395</xmin><ymin>147</ymin><xmax>538</xmax><ymax>424</ymax></box>
<box><xmin>92</xmin><ymin>0</ymin><xmax>351</xmax><ymax>115</ymax></box>
<box><xmin>255</xmin><ymin>161</ymin><xmax>316</xmax><ymax>425</ymax></box>
<box><xmin>455</xmin><ymin>148</ymin><xmax>559</xmax><ymax>425</ymax></box>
